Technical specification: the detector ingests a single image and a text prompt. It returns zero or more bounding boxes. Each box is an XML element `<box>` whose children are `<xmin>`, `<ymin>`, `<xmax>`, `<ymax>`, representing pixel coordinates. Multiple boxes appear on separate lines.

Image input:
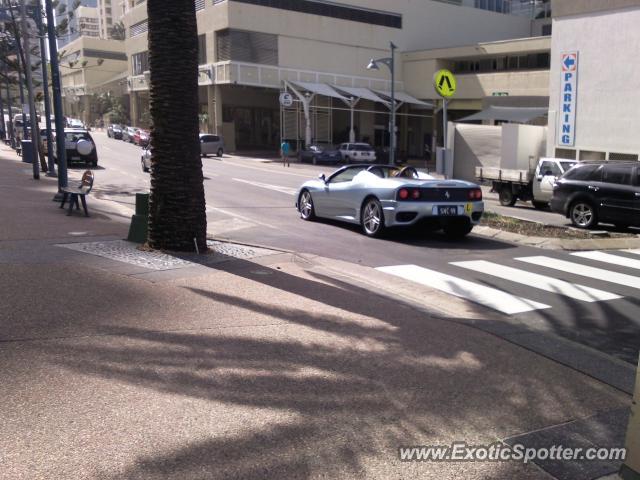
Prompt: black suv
<box><xmin>551</xmin><ymin>162</ymin><xmax>640</xmax><ymax>229</ymax></box>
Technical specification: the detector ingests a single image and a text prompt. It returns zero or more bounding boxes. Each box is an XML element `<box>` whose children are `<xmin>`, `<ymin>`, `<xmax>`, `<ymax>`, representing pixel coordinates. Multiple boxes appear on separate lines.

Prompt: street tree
<box><xmin>146</xmin><ymin>0</ymin><xmax>207</xmax><ymax>252</ymax></box>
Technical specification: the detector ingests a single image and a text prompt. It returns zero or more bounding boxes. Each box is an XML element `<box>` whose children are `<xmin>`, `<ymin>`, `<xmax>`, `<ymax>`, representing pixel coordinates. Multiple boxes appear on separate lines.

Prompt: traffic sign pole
<box><xmin>443</xmin><ymin>98</ymin><xmax>448</xmax><ymax>178</ymax></box>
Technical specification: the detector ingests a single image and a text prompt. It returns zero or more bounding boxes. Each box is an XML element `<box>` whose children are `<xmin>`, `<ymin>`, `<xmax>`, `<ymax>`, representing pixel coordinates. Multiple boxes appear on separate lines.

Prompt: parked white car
<box><xmin>200</xmin><ymin>133</ymin><xmax>224</xmax><ymax>157</ymax></box>
<box><xmin>338</xmin><ymin>142</ymin><xmax>376</xmax><ymax>163</ymax></box>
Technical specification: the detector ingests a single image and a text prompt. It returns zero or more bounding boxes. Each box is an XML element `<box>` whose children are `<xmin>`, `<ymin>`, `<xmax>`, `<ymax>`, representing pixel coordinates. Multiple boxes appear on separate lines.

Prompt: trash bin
<box><xmin>21</xmin><ymin>140</ymin><xmax>33</xmax><ymax>164</ymax></box>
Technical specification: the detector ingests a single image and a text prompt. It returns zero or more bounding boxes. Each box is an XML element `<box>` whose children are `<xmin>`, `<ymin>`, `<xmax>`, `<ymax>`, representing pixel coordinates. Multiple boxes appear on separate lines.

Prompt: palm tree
<box><xmin>147</xmin><ymin>0</ymin><xmax>207</xmax><ymax>252</ymax></box>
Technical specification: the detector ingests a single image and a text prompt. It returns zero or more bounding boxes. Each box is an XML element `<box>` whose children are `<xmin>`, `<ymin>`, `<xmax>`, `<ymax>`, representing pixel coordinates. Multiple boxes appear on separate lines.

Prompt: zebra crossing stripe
<box><xmin>571</xmin><ymin>251</ymin><xmax>640</xmax><ymax>270</ymax></box>
<box><xmin>376</xmin><ymin>265</ymin><xmax>550</xmax><ymax>315</ymax></box>
<box><xmin>516</xmin><ymin>256</ymin><xmax>640</xmax><ymax>290</ymax></box>
<box><xmin>451</xmin><ymin>260</ymin><xmax>621</xmax><ymax>303</ymax></box>
<box><xmin>624</xmin><ymin>249</ymin><xmax>640</xmax><ymax>256</ymax></box>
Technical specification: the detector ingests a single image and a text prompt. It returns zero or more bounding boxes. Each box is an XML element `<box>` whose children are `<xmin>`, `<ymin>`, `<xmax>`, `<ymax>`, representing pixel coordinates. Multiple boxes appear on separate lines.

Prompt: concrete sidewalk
<box><xmin>0</xmin><ymin>147</ymin><xmax>632</xmax><ymax>480</ymax></box>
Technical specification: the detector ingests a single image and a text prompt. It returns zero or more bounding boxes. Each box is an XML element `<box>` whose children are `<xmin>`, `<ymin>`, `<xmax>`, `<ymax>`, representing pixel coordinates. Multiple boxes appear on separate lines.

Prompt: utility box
<box><xmin>21</xmin><ymin>140</ymin><xmax>33</xmax><ymax>164</ymax></box>
<box><xmin>127</xmin><ymin>193</ymin><xmax>149</xmax><ymax>244</ymax></box>
<box><xmin>621</xmin><ymin>355</ymin><xmax>640</xmax><ymax>480</ymax></box>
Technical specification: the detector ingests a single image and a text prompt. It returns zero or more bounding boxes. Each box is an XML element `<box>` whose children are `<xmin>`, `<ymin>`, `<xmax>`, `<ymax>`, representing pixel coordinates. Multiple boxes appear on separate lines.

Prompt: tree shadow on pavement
<box><xmin>34</xmin><ymin>257</ymin><xmax>630</xmax><ymax>479</ymax></box>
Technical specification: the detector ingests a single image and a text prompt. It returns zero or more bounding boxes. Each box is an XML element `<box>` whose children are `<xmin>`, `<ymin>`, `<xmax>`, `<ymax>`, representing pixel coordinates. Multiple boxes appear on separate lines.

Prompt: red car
<box><xmin>133</xmin><ymin>129</ymin><xmax>150</xmax><ymax>147</ymax></box>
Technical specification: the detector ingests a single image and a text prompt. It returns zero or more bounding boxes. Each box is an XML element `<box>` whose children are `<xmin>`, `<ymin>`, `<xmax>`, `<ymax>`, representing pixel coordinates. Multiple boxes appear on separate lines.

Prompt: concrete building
<box><xmin>97</xmin><ymin>0</ymin><xmax>117</xmax><ymax>39</ymax></box>
<box><xmin>59</xmin><ymin>36</ymin><xmax>128</xmax><ymax>125</ymax></box>
<box><xmin>547</xmin><ymin>0</ymin><xmax>640</xmax><ymax>161</ymax></box>
<box><xmin>56</xmin><ymin>0</ymin><xmax>98</xmax><ymax>47</ymax></box>
<box><xmin>121</xmin><ymin>0</ymin><xmax>548</xmax><ymax>154</ymax></box>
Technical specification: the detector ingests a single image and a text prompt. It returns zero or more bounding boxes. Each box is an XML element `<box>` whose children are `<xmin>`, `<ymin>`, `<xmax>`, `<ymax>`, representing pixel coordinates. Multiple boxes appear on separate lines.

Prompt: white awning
<box><xmin>332</xmin><ymin>85</ymin><xmax>387</xmax><ymax>104</ymax></box>
<box><xmin>290</xmin><ymin>81</ymin><xmax>348</xmax><ymax>101</ymax></box>
<box><xmin>458</xmin><ymin>106</ymin><xmax>548</xmax><ymax>123</ymax></box>
<box><xmin>373</xmin><ymin>90</ymin><xmax>434</xmax><ymax>108</ymax></box>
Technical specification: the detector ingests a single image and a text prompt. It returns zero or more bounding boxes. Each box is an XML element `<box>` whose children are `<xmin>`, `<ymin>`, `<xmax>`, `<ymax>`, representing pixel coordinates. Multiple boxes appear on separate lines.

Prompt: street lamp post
<box><xmin>367</xmin><ymin>41</ymin><xmax>397</xmax><ymax>166</ymax></box>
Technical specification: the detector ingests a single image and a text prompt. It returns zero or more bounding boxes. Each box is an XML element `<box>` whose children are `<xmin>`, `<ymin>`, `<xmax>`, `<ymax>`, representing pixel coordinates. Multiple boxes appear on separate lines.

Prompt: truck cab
<box><xmin>531</xmin><ymin>158</ymin><xmax>578</xmax><ymax>208</ymax></box>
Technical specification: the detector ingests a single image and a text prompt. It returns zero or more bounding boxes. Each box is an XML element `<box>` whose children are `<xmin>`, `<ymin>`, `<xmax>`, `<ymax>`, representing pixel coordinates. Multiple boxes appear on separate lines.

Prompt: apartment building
<box><xmin>547</xmin><ymin>0</ymin><xmax>640</xmax><ymax>161</ymax></box>
<box><xmin>119</xmin><ymin>0</ymin><xmax>548</xmax><ymax>154</ymax></box>
<box><xmin>56</xmin><ymin>0</ymin><xmax>98</xmax><ymax>47</ymax></box>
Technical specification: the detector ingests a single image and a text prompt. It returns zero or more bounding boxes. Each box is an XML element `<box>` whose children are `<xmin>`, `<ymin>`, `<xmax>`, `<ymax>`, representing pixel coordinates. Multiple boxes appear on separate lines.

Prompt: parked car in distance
<box><xmin>134</xmin><ymin>129</ymin><xmax>150</xmax><ymax>147</ymax></box>
<box><xmin>299</xmin><ymin>144</ymin><xmax>342</xmax><ymax>165</ymax></box>
<box><xmin>123</xmin><ymin>126</ymin><xmax>138</xmax><ymax>143</ymax></box>
<box><xmin>551</xmin><ymin>162</ymin><xmax>640</xmax><ymax>229</ymax></box>
<box><xmin>200</xmin><ymin>133</ymin><xmax>224</xmax><ymax>157</ymax></box>
<box><xmin>339</xmin><ymin>143</ymin><xmax>377</xmax><ymax>163</ymax></box>
<box><xmin>107</xmin><ymin>124</ymin><xmax>123</xmax><ymax>139</ymax></box>
<box><xmin>54</xmin><ymin>128</ymin><xmax>98</xmax><ymax>167</ymax></box>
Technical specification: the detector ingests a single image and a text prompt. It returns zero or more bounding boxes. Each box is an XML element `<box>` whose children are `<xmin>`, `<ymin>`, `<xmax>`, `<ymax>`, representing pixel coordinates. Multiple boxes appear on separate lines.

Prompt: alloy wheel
<box><xmin>571</xmin><ymin>202</ymin><xmax>594</xmax><ymax>228</ymax></box>
<box><xmin>363</xmin><ymin>200</ymin><xmax>383</xmax><ymax>236</ymax></box>
<box><xmin>300</xmin><ymin>191</ymin><xmax>314</xmax><ymax>220</ymax></box>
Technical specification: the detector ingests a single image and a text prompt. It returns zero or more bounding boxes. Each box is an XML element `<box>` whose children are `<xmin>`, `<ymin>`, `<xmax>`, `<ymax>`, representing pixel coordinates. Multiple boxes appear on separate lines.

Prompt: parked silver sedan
<box><xmin>296</xmin><ymin>165</ymin><xmax>484</xmax><ymax>238</ymax></box>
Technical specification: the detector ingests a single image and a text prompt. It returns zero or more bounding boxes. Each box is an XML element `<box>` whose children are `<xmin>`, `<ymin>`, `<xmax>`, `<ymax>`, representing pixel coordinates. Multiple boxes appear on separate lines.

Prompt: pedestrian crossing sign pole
<box><xmin>434</xmin><ymin>69</ymin><xmax>456</xmax><ymax>178</ymax></box>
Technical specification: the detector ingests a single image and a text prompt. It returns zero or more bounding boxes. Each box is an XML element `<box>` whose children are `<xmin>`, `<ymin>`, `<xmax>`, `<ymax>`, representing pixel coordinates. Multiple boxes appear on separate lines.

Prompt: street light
<box><xmin>367</xmin><ymin>41</ymin><xmax>397</xmax><ymax>165</ymax></box>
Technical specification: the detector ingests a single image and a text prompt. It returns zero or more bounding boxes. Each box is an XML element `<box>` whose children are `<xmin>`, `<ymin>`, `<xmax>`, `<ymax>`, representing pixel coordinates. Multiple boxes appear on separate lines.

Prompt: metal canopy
<box><xmin>458</xmin><ymin>106</ymin><xmax>548</xmax><ymax>123</ymax></box>
<box><xmin>333</xmin><ymin>85</ymin><xmax>386</xmax><ymax>104</ymax></box>
<box><xmin>373</xmin><ymin>90</ymin><xmax>433</xmax><ymax>107</ymax></box>
<box><xmin>291</xmin><ymin>81</ymin><xmax>348</xmax><ymax>101</ymax></box>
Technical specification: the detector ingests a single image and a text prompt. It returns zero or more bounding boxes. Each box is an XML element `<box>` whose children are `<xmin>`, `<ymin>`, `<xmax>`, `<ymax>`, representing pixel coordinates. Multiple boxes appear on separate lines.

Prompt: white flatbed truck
<box><xmin>476</xmin><ymin>157</ymin><xmax>578</xmax><ymax>209</ymax></box>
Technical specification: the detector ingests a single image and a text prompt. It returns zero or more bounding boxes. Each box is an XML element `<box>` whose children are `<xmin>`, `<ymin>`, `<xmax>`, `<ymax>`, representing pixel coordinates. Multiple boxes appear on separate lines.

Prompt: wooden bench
<box><xmin>60</xmin><ymin>170</ymin><xmax>94</xmax><ymax>217</ymax></box>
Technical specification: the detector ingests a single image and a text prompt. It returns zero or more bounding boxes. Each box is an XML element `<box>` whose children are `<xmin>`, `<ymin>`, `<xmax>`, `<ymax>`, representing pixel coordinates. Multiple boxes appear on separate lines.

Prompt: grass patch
<box><xmin>479</xmin><ymin>211</ymin><xmax>636</xmax><ymax>239</ymax></box>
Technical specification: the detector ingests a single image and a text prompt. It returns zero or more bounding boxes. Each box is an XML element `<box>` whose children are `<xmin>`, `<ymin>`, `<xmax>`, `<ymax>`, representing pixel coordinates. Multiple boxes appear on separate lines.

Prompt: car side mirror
<box><xmin>319</xmin><ymin>173</ymin><xmax>326</xmax><ymax>183</ymax></box>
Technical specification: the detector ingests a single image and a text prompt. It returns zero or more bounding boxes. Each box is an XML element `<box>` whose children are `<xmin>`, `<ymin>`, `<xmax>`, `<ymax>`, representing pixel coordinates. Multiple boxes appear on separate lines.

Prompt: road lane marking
<box><xmin>571</xmin><ymin>251</ymin><xmax>640</xmax><ymax>271</ymax></box>
<box><xmin>206</xmin><ymin>206</ymin><xmax>278</xmax><ymax>230</ymax></box>
<box><xmin>451</xmin><ymin>260</ymin><xmax>621</xmax><ymax>303</ymax></box>
<box><xmin>625</xmin><ymin>249</ymin><xmax>640</xmax><ymax>256</ymax></box>
<box><xmin>376</xmin><ymin>265</ymin><xmax>550</xmax><ymax>315</ymax></box>
<box><xmin>516</xmin><ymin>256</ymin><xmax>640</xmax><ymax>290</ymax></box>
<box><xmin>232</xmin><ymin>178</ymin><xmax>297</xmax><ymax>196</ymax></box>
<box><xmin>220</xmin><ymin>159</ymin><xmax>323</xmax><ymax>178</ymax></box>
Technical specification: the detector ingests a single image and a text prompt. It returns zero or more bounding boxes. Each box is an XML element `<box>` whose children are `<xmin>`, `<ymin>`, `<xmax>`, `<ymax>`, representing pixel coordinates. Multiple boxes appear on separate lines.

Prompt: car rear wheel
<box><xmin>361</xmin><ymin>198</ymin><xmax>385</xmax><ymax>237</ymax></box>
<box><xmin>570</xmin><ymin>201</ymin><xmax>598</xmax><ymax>228</ymax></box>
<box><xmin>532</xmin><ymin>201</ymin><xmax>548</xmax><ymax>210</ymax></box>
<box><xmin>217</xmin><ymin>148</ymin><xmax>223</xmax><ymax>157</ymax></box>
<box><xmin>499</xmin><ymin>187</ymin><xmax>517</xmax><ymax>206</ymax></box>
<box><xmin>299</xmin><ymin>190</ymin><xmax>315</xmax><ymax>220</ymax></box>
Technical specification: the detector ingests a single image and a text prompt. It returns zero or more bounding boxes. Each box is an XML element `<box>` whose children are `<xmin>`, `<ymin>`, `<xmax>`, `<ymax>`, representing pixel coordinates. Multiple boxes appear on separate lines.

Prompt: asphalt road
<box><xmin>88</xmin><ymin>132</ymin><xmax>640</xmax><ymax>365</ymax></box>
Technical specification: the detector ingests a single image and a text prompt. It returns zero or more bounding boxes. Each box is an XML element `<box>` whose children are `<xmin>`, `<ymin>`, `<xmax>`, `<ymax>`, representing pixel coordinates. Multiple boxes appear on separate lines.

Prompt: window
<box><xmin>129</xmin><ymin>19</ymin><xmax>148</xmax><ymax>37</ymax></box>
<box><xmin>542</xmin><ymin>24</ymin><xmax>552</xmax><ymax>36</ymax></box>
<box><xmin>132</xmin><ymin>51</ymin><xmax>149</xmax><ymax>75</ymax></box>
<box><xmin>539</xmin><ymin>161</ymin><xmax>561</xmax><ymax>177</ymax></box>
<box><xmin>453</xmin><ymin>52</ymin><xmax>549</xmax><ymax>74</ymax></box>
<box><xmin>563</xmin><ymin>164</ymin><xmax>600</xmax><ymax>181</ymax></box>
<box><xmin>229</xmin><ymin>0</ymin><xmax>401</xmax><ymax>29</ymax></box>
<box><xmin>198</xmin><ymin>34</ymin><xmax>207</xmax><ymax>65</ymax></box>
<box><xmin>216</xmin><ymin>29</ymin><xmax>278</xmax><ymax>65</ymax></box>
<box><xmin>603</xmin><ymin>165</ymin><xmax>633</xmax><ymax>185</ymax></box>
<box><xmin>329</xmin><ymin>167</ymin><xmax>366</xmax><ymax>183</ymax></box>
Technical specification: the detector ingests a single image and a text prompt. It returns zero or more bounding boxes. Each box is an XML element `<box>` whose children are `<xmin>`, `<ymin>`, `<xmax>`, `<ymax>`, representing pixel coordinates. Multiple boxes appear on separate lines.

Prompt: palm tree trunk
<box><xmin>147</xmin><ymin>0</ymin><xmax>207</xmax><ymax>252</ymax></box>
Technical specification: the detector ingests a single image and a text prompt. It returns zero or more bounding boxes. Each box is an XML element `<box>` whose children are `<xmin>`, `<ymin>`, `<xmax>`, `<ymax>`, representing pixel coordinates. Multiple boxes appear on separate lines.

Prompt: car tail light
<box><xmin>412</xmin><ymin>189</ymin><xmax>421</xmax><ymax>200</ymax></box>
<box><xmin>468</xmin><ymin>188</ymin><xmax>482</xmax><ymax>201</ymax></box>
<box><xmin>398</xmin><ymin>188</ymin><xmax>409</xmax><ymax>200</ymax></box>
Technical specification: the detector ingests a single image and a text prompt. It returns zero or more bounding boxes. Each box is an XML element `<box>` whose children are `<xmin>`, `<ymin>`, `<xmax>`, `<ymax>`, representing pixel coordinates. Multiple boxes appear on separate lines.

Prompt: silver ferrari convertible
<box><xmin>296</xmin><ymin>165</ymin><xmax>484</xmax><ymax>238</ymax></box>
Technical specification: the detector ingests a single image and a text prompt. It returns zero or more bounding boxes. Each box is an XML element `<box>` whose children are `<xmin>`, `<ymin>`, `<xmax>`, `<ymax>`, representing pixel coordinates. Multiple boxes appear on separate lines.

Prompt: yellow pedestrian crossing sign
<box><xmin>434</xmin><ymin>69</ymin><xmax>456</xmax><ymax>98</ymax></box>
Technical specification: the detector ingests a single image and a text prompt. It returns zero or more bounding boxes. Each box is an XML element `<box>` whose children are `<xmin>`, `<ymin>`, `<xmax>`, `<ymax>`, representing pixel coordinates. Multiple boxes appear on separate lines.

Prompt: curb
<box><xmin>473</xmin><ymin>225</ymin><xmax>640</xmax><ymax>251</ymax></box>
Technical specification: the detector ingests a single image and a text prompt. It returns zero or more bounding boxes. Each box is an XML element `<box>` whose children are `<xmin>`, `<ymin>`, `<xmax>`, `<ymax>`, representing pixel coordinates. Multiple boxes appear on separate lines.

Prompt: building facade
<box><xmin>56</xmin><ymin>0</ymin><xmax>98</xmax><ymax>47</ymax></box>
<box><xmin>119</xmin><ymin>0</ymin><xmax>545</xmax><ymax>154</ymax></box>
<box><xmin>547</xmin><ymin>0</ymin><xmax>640</xmax><ymax>161</ymax></box>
